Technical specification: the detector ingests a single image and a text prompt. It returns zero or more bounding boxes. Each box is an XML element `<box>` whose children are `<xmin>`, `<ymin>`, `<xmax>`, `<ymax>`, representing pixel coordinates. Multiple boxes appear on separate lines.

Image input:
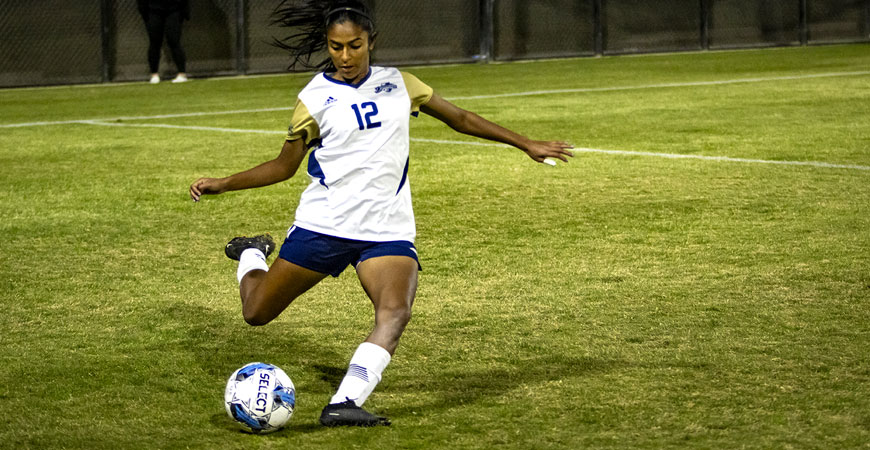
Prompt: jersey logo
<box><xmin>374</xmin><ymin>82</ymin><xmax>398</xmax><ymax>94</ymax></box>
<box><xmin>323</xmin><ymin>96</ymin><xmax>338</xmax><ymax>107</ymax></box>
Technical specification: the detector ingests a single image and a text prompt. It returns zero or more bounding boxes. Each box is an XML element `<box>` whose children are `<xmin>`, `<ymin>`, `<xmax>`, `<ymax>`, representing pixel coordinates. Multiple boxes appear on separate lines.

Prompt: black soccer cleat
<box><xmin>224</xmin><ymin>234</ymin><xmax>275</xmax><ymax>261</ymax></box>
<box><xmin>319</xmin><ymin>399</ymin><xmax>391</xmax><ymax>427</ymax></box>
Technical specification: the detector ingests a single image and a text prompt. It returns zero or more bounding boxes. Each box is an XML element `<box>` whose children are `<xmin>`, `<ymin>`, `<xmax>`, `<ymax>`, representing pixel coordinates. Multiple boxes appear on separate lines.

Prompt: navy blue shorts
<box><xmin>278</xmin><ymin>226</ymin><xmax>420</xmax><ymax>277</ymax></box>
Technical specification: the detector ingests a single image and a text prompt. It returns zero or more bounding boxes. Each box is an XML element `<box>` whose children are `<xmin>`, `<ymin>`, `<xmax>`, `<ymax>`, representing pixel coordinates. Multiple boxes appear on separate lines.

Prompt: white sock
<box><xmin>236</xmin><ymin>248</ymin><xmax>268</xmax><ymax>284</ymax></box>
<box><xmin>330</xmin><ymin>342</ymin><xmax>392</xmax><ymax>407</ymax></box>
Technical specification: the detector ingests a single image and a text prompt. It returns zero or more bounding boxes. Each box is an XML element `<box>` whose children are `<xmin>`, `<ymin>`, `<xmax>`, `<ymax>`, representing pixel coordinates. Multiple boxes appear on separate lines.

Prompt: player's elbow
<box><xmin>268</xmin><ymin>157</ymin><xmax>296</xmax><ymax>182</ymax></box>
<box><xmin>278</xmin><ymin>164</ymin><xmax>297</xmax><ymax>182</ymax></box>
<box><xmin>448</xmin><ymin>110</ymin><xmax>475</xmax><ymax>135</ymax></box>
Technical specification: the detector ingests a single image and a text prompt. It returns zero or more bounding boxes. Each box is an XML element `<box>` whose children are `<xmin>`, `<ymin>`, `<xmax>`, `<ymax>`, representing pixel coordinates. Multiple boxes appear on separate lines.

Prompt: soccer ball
<box><xmin>224</xmin><ymin>362</ymin><xmax>296</xmax><ymax>433</ymax></box>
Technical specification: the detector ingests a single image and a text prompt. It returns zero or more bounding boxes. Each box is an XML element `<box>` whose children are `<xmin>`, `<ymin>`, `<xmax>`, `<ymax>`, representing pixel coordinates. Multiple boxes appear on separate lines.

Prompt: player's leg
<box><xmin>356</xmin><ymin>255</ymin><xmax>418</xmax><ymax>354</ymax></box>
<box><xmin>321</xmin><ymin>255</ymin><xmax>417</xmax><ymax>427</ymax></box>
<box><xmin>162</xmin><ymin>9</ymin><xmax>187</xmax><ymax>79</ymax></box>
<box><xmin>145</xmin><ymin>11</ymin><xmax>166</xmax><ymax>76</ymax></box>
<box><xmin>239</xmin><ymin>257</ymin><xmax>327</xmax><ymax>326</ymax></box>
<box><xmin>227</xmin><ymin>235</ymin><xmax>328</xmax><ymax>326</ymax></box>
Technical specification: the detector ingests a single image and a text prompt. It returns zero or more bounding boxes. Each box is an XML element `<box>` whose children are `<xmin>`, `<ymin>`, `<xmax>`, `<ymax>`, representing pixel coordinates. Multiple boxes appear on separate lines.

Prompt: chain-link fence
<box><xmin>494</xmin><ymin>0</ymin><xmax>597</xmax><ymax>60</ymax></box>
<box><xmin>809</xmin><ymin>0</ymin><xmax>870</xmax><ymax>43</ymax></box>
<box><xmin>1</xmin><ymin>0</ymin><xmax>868</xmax><ymax>88</ymax></box>
<box><xmin>0</xmin><ymin>0</ymin><xmax>104</xmax><ymax>87</ymax></box>
<box><xmin>605</xmin><ymin>0</ymin><xmax>704</xmax><ymax>53</ymax></box>
<box><xmin>708</xmin><ymin>0</ymin><xmax>801</xmax><ymax>48</ymax></box>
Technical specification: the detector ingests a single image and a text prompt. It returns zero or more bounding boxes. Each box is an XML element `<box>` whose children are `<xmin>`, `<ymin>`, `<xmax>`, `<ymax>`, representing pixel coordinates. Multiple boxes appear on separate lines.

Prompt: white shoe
<box><xmin>171</xmin><ymin>74</ymin><xmax>189</xmax><ymax>83</ymax></box>
<box><xmin>149</xmin><ymin>74</ymin><xmax>160</xmax><ymax>84</ymax></box>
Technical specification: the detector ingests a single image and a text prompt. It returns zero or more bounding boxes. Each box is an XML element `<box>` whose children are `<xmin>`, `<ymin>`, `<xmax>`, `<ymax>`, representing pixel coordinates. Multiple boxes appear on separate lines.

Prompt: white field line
<box><xmin>103</xmin><ymin>106</ymin><xmax>294</xmax><ymax>121</ymax></box>
<box><xmin>81</xmin><ymin>120</ymin><xmax>281</xmax><ymax>135</ymax></box>
<box><xmin>446</xmin><ymin>70</ymin><xmax>870</xmax><ymax>101</ymax></box>
<box><xmin>0</xmin><ymin>106</ymin><xmax>295</xmax><ymax>128</ymax></box>
<box><xmin>3</xmin><ymin>70</ymin><xmax>869</xmax><ymax>128</ymax></box>
<box><xmin>78</xmin><ymin>121</ymin><xmax>870</xmax><ymax>171</ymax></box>
<box><xmin>410</xmin><ymin>138</ymin><xmax>870</xmax><ymax>171</ymax></box>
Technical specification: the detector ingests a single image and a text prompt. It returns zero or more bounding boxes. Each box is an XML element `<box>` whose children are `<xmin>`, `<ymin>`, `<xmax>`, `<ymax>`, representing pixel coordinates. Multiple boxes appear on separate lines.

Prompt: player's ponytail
<box><xmin>272</xmin><ymin>0</ymin><xmax>376</xmax><ymax>71</ymax></box>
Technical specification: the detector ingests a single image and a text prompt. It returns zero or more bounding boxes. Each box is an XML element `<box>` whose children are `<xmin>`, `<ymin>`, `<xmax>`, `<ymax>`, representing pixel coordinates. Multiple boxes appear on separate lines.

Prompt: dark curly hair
<box><xmin>271</xmin><ymin>0</ymin><xmax>376</xmax><ymax>71</ymax></box>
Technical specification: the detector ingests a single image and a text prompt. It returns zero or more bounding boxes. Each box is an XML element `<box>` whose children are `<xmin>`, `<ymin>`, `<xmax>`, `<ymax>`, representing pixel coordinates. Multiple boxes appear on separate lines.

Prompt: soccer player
<box><xmin>189</xmin><ymin>0</ymin><xmax>573</xmax><ymax>427</ymax></box>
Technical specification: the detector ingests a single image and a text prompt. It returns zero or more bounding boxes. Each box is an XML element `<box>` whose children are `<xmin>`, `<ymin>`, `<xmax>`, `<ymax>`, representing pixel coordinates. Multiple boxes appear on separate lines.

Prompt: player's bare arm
<box><xmin>420</xmin><ymin>93</ymin><xmax>574</xmax><ymax>164</ymax></box>
<box><xmin>189</xmin><ymin>138</ymin><xmax>307</xmax><ymax>201</ymax></box>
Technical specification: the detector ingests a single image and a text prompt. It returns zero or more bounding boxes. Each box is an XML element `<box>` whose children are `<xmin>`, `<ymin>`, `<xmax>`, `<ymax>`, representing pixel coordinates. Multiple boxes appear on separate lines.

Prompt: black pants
<box><xmin>145</xmin><ymin>9</ymin><xmax>186</xmax><ymax>73</ymax></box>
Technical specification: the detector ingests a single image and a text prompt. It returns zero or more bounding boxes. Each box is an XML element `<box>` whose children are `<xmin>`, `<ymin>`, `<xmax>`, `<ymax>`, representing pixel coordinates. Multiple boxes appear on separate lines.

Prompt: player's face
<box><xmin>326</xmin><ymin>21</ymin><xmax>374</xmax><ymax>84</ymax></box>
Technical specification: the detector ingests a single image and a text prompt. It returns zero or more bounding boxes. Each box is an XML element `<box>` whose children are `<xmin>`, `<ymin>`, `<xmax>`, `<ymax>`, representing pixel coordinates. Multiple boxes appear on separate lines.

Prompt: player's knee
<box><xmin>380</xmin><ymin>302</ymin><xmax>412</xmax><ymax>328</ymax></box>
<box><xmin>397</xmin><ymin>305</ymin><xmax>412</xmax><ymax>326</ymax></box>
<box><xmin>243</xmin><ymin>311</ymin><xmax>271</xmax><ymax>326</ymax></box>
<box><xmin>242</xmin><ymin>303</ymin><xmax>273</xmax><ymax>327</ymax></box>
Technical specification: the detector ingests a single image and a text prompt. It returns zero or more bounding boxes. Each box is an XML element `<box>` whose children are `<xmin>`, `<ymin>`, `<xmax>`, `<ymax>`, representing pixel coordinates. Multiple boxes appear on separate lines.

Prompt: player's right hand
<box><xmin>189</xmin><ymin>177</ymin><xmax>226</xmax><ymax>202</ymax></box>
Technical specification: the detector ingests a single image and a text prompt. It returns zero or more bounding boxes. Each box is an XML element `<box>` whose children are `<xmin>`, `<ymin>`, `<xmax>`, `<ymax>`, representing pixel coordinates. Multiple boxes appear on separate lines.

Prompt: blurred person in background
<box><xmin>138</xmin><ymin>0</ymin><xmax>190</xmax><ymax>83</ymax></box>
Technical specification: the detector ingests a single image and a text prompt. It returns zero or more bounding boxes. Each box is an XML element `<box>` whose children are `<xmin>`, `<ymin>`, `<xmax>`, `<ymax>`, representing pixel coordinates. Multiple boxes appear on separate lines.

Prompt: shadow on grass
<box><xmin>312</xmin><ymin>363</ymin><xmax>347</xmax><ymax>387</ymax></box>
<box><xmin>175</xmin><ymin>301</ymin><xmax>353</xmax><ymax>435</ymax></box>
<box><xmin>383</xmin><ymin>356</ymin><xmax>626</xmax><ymax>418</ymax></box>
<box><xmin>176</xmin><ymin>301</ymin><xmax>624</xmax><ymax>434</ymax></box>
<box><xmin>175</xmin><ymin>299</ymin><xmax>349</xmax><ymax>377</ymax></box>
<box><xmin>208</xmin><ymin>412</ymin><xmax>324</xmax><ymax>434</ymax></box>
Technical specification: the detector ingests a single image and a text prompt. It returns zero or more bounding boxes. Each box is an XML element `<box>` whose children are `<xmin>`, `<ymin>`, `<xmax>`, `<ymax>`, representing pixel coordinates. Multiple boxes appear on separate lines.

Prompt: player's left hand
<box><xmin>189</xmin><ymin>177</ymin><xmax>227</xmax><ymax>202</ymax></box>
<box><xmin>523</xmin><ymin>140</ymin><xmax>574</xmax><ymax>164</ymax></box>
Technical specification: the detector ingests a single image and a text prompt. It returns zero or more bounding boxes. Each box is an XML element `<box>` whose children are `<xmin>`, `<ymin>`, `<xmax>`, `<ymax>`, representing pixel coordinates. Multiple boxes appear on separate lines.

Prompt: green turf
<box><xmin>1</xmin><ymin>44</ymin><xmax>869</xmax><ymax>449</ymax></box>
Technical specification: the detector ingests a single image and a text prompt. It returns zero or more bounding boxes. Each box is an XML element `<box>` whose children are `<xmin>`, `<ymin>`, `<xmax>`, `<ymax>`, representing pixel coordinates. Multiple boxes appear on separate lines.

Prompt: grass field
<box><xmin>1</xmin><ymin>44</ymin><xmax>869</xmax><ymax>449</ymax></box>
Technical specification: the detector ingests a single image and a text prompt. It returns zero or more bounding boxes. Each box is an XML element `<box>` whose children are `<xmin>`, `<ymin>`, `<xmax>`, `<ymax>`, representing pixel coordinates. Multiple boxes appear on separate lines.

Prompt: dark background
<box><xmin>0</xmin><ymin>0</ymin><xmax>867</xmax><ymax>88</ymax></box>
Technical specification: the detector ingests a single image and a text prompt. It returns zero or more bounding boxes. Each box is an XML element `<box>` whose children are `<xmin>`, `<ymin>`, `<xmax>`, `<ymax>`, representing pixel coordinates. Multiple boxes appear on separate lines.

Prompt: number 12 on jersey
<box><xmin>351</xmin><ymin>102</ymin><xmax>382</xmax><ymax>130</ymax></box>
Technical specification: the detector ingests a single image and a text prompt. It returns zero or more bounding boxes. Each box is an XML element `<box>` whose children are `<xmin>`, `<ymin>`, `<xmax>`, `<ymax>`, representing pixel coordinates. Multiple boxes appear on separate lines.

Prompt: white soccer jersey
<box><xmin>286</xmin><ymin>66</ymin><xmax>434</xmax><ymax>242</ymax></box>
